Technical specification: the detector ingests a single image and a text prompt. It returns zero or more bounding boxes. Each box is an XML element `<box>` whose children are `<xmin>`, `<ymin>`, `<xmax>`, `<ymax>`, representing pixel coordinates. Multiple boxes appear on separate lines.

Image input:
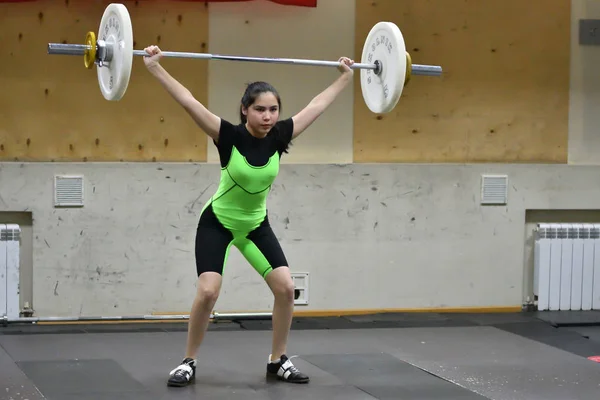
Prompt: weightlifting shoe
<box><xmin>266</xmin><ymin>354</ymin><xmax>309</xmax><ymax>383</ymax></box>
<box><xmin>167</xmin><ymin>358</ymin><xmax>196</xmax><ymax>387</ymax></box>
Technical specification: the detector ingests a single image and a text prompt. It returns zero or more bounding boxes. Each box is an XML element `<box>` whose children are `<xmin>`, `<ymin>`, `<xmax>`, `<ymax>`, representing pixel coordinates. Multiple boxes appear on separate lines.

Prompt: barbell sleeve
<box><xmin>47</xmin><ymin>43</ymin><xmax>90</xmax><ymax>56</ymax></box>
<box><xmin>47</xmin><ymin>43</ymin><xmax>443</xmax><ymax>77</ymax></box>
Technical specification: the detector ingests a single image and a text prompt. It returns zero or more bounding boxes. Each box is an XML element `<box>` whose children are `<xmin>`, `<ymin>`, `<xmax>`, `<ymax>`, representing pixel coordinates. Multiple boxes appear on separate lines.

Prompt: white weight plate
<box><xmin>97</xmin><ymin>3</ymin><xmax>133</xmax><ymax>101</ymax></box>
<box><xmin>360</xmin><ymin>22</ymin><xmax>406</xmax><ymax>113</ymax></box>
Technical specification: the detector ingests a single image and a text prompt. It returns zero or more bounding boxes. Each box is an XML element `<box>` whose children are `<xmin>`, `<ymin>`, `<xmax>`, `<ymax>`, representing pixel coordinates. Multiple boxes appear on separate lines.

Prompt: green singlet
<box><xmin>194</xmin><ymin>118</ymin><xmax>294</xmax><ymax>278</ymax></box>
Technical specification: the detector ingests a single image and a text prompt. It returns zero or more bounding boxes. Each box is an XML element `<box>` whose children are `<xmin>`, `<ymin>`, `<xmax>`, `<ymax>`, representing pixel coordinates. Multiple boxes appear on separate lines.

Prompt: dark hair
<box><xmin>239</xmin><ymin>81</ymin><xmax>291</xmax><ymax>153</ymax></box>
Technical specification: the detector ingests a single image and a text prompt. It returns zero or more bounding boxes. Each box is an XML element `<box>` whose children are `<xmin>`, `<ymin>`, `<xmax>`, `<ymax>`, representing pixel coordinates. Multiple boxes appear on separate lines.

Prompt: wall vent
<box><xmin>54</xmin><ymin>175</ymin><xmax>84</xmax><ymax>207</ymax></box>
<box><xmin>481</xmin><ymin>174</ymin><xmax>508</xmax><ymax>205</ymax></box>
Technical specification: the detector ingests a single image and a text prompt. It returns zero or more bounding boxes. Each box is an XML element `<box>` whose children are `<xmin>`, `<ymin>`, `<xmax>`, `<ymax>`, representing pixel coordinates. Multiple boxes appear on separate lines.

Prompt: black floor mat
<box><xmin>0</xmin><ymin>321</ymin><xmax>240</xmax><ymax>335</ymax></box>
<box><xmin>301</xmin><ymin>353</ymin><xmax>489</xmax><ymax>399</ymax></box>
<box><xmin>533</xmin><ymin>310</ymin><xmax>600</xmax><ymax>327</ymax></box>
<box><xmin>494</xmin><ymin>321</ymin><xmax>600</xmax><ymax>359</ymax></box>
<box><xmin>341</xmin><ymin>312</ymin><xmax>477</xmax><ymax>328</ymax></box>
<box><xmin>238</xmin><ymin>314</ymin><xmax>478</xmax><ymax>331</ymax></box>
<box><xmin>239</xmin><ymin>316</ymin><xmax>358</xmax><ymax>330</ymax></box>
<box><xmin>565</xmin><ymin>326</ymin><xmax>600</xmax><ymax>342</ymax></box>
<box><xmin>16</xmin><ymin>359</ymin><xmax>151</xmax><ymax>400</ymax></box>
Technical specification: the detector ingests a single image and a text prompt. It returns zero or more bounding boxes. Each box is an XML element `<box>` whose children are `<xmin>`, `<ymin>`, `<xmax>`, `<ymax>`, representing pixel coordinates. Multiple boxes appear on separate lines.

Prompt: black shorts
<box><xmin>194</xmin><ymin>204</ymin><xmax>288</xmax><ymax>278</ymax></box>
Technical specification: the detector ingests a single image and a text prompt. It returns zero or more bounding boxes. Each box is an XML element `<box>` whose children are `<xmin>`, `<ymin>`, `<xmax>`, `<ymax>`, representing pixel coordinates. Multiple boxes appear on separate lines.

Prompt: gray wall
<box><xmin>2</xmin><ymin>162</ymin><xmax>600</xmax><ymax>317</ymax></box>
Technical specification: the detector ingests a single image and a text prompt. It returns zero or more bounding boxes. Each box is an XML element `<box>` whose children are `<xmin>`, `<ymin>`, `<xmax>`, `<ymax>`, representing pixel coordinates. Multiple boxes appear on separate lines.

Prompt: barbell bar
<box><xmin>1</xmin><ymin>311</ymin><xmax>272</xmax><ymax>325</ymax></box>
<box><xmin>47</xmin><ymin>43</ymin><xmax>442</xmax><ymax>76</ymax></box>
<box><xmin>46</xmin><ymin>3</ymin><xmax>443</xmax><ymax>113</ymax></box>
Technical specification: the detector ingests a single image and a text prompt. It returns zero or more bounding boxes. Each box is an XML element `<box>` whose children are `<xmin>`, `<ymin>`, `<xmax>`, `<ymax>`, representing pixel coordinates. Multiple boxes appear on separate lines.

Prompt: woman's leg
<box><xmin>184</xmin><ymin>271</ymin><xmax>222</xmax><ymax>359</ymax></box>
<box><xmin>238</xmin><ymin>218</ymin><xmax>309</xmax><ymax>383</ymax></box>
<box><xmin>167</xmin><ymin>205</ymin><xmax>234</xmax><ymax>387</ymax></box>
<box><xmin>264</xmin><ymin>266</ymin><xmax>295</xmax><ymax>361</ymax></box>
<box><xmin>262</xmin><ymin>267</ymin><xmax>308</xmax><ymax>383</ymax></box>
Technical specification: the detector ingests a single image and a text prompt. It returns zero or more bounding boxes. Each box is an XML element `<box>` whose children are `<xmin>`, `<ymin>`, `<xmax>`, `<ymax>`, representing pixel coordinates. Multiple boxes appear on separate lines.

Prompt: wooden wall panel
<box><xmin>353</xmin><ymin>0</ymin><xmax>570</xmax><ymax>163</ymax></box>
<box><xmin>0</xmin><ymin>0</ymin><xmax>208</xmax><ymax>162</ymax></box>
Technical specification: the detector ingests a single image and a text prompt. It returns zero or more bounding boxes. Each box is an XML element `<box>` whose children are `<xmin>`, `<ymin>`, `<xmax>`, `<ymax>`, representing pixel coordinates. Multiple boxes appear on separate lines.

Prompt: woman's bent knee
<box><xmin>277</xmin><ymin>281</ymin><xmax>295</xmax><ymax>303</ymax></box>
<box><xmin>267</xmin><ymin>269</ymin><xmax>295</xmax><ymax>302</ymax></box>
<box><xmin>196</xmin><ymin>272</ymin><xmax>222</xmax><ymax>305</ymax></box>
<box><xmin>197</xmin><ymin>286</ymin><xmax>219</xmax><ymax>304</ymax></box>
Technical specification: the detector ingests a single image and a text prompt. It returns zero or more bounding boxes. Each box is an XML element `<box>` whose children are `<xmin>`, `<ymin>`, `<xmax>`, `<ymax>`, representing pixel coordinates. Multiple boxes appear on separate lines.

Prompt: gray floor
<box><xmin>2</xmin><ymin>318</ymin><xmax>600</xmax><ymax>399</ymax></box>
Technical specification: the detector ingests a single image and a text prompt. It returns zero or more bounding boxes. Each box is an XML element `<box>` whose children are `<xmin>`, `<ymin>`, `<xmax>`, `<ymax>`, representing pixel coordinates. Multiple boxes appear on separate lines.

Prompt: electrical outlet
<box><xmin>579</xmin><ymin>19</ymin><xmax>600</xmax><ymax>46</ymax></box>
<box><xmin>291</xmin><ymin>272</ymin><xmax>309</xmax><ymax>305</ymax></box>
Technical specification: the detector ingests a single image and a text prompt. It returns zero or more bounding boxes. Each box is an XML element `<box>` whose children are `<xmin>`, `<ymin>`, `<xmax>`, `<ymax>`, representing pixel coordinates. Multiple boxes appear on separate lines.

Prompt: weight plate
<box><xmin>84</xmin><ymin>31</ymin><xmax>96</xmax><ymax>69</ymax></box>
<box><xmin>97</xmin><ymin>3</ymin><xmax>133</xmax><ymax>101</ymax></box>
<box><xmin>360</xmin><ymin>22</ymin><xmax>406</xmax><ymax>114</ymax></box>
<box><xmin>404</xmin><ymin>51</ymin><xmax>412</xmax><ymax>87</ymax></box>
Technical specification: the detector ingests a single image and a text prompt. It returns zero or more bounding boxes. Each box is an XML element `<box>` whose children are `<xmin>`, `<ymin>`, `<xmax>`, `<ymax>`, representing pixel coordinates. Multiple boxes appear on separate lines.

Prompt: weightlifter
<box><xmin>141</xmin><ymin>44</ymin><xmax>355</xmax><ymax>387</ymax></box>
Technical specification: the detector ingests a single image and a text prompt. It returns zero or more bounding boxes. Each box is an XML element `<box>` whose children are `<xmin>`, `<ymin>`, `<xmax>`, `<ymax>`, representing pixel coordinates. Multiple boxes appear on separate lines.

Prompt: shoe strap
<box><xmin>280</xmin><ymin>359</ymin><xmax>300</xmax><ymax>374</ymax></box>
<box><xmin>170</xmin><ymin>363</ymin><xmax>193</xmax><ymax>376</ymax></box>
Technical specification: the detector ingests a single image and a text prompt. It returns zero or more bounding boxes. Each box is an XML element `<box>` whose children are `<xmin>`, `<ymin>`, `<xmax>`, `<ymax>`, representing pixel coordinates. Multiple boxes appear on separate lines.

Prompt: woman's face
<box><xmin>243</xmin><ymin>92</ymin><xmax>280</xmax><ymax>136</ymax></box>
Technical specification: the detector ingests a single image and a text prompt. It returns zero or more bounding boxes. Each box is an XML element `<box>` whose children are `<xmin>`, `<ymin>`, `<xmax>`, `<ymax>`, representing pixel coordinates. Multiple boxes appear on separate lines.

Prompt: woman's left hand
<box><xmin>337</xmin><ymin>56</ymin><xmax>354</xmax><ymax>75</ymax></box>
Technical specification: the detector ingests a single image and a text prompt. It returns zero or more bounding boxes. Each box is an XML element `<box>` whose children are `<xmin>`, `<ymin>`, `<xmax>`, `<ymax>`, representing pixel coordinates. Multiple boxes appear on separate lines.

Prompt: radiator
<box><xmin>0</xmin><ymin>224</ymin><xmax>20</xmax><ymax>320</ymax></box>
<box><xmin>534</xmin><ymin>223</ymin><xmax>600</xmax><ymax>311</ymax></box>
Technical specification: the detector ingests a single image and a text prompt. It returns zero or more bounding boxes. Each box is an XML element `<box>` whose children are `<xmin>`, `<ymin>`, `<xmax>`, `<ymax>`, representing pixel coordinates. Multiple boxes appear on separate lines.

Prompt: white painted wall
<box><xmin>1</xmin><ymin>162</ymin><xmax>600</xmax><ymax>318</ymax></box>
<box><xmin>1</xmin><ymin>0</ymin><xmax>600</xmax><ymax>318</ymax></box>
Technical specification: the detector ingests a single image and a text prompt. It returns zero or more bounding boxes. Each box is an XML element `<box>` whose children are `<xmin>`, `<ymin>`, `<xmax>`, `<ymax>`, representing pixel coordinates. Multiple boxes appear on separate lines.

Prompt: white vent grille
<box><xmin>291</xmin><ymin>272</ymin><xmax>309</xmax><ymax>305</ymax></box>
<box><xmin>0</xmin><ymin>227</ymin><xmax>20</xmax><ymax>242</ymax></box>
<box><xmin>54</xmin><ymin>175</ymin><xmax>84</xmax><ymax>207</ymax></box>
<box><xmin>481</xmin><ymin>174</ymin><xmax>508</xmax><ymax>205</ymax></box>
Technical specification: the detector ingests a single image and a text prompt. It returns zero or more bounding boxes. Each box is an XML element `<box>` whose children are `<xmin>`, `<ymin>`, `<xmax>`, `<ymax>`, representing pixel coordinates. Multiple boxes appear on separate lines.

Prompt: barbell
<box><xmin>46</xmin><ymin>3</ymin><xmax>443</xmax><ymax>114</ymax></box>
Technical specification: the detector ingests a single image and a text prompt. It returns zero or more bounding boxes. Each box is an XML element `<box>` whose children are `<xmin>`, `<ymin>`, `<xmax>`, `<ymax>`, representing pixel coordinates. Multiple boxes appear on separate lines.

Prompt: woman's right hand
<box><xmin>143</xmin><ymin>45</ymin><xmax>163</xmax><ymax>69</ymax></box>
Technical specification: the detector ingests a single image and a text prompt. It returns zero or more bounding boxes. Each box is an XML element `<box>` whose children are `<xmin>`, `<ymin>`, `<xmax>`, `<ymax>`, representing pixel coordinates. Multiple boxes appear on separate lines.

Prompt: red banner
<box><xmin>0</xmin><ymin>0</ymin><xmax>317</xmax><ymax>5</ymax></box>
<box><xmin>173</xmin><ymin>0</ymin><xmax>316</xmax><ymax>6</ymax></box>
<box><xmin>267</xmin><ymin>0</ymin><xmax>316</xmax><ymax>6</ymax></box>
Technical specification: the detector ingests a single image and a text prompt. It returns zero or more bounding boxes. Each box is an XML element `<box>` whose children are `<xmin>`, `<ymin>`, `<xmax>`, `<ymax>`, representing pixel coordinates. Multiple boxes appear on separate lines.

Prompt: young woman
<box><xmin>142</xmin><ymin>45</ymin><xmax>354</xmax><ymax>387</ymax></box>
